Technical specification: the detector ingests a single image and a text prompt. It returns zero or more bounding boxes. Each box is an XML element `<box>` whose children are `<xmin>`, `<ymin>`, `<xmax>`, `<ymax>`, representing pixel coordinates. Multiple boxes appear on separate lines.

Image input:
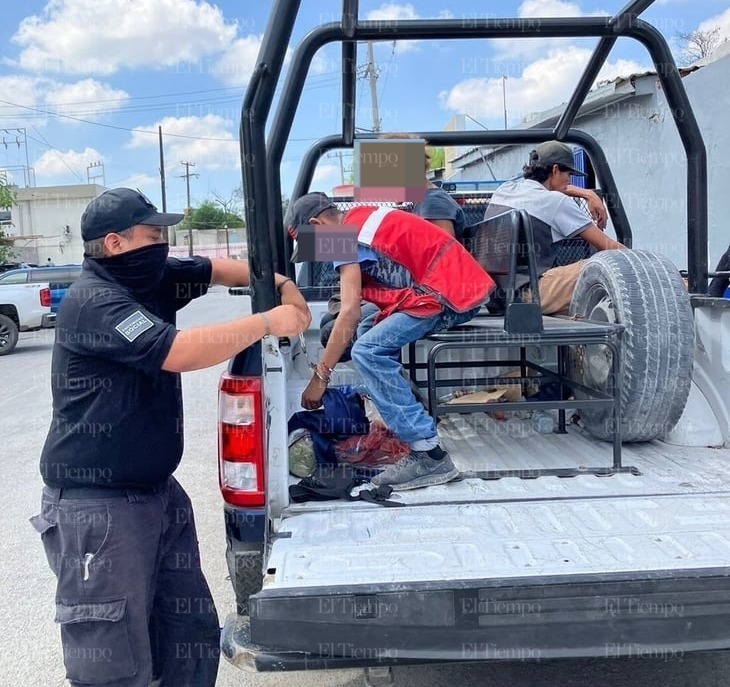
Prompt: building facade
<box><xmin>449</xmin><ymin>49</ymin><xmax>730</xmax><ymax>272</ymax></box>
<box><xmin>6</xmin><ymin>184</ymin><xmax>106</xmax><ymax>265</ymax></box>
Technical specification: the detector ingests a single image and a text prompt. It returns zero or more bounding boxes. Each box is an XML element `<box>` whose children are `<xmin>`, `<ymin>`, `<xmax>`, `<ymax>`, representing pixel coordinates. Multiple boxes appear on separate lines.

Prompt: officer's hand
<box><xmin>266</xmin><ymin>305</ymin><xmax>310</xmax><ymax>337</ymax></box>
<box><xmin>301</xmin><ymin>375</ymin><xmax>327</xmax><ymax>410</ymax></box>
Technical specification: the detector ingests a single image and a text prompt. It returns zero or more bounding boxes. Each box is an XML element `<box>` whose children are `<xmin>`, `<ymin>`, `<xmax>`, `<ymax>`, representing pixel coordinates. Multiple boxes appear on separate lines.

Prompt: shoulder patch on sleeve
<box><xmin>115</xmin><ymin>310</ymin><xmax>155</xmax><ymax>342</ymax></box>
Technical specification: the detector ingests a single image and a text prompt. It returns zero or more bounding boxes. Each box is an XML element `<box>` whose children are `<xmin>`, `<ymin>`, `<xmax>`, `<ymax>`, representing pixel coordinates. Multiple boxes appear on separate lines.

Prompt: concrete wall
<box><xmin>453</xmin><ymin>53</ymin><xmax>730</xmax><ymax>272</ymax></box>
<box><xmin>8</xmin><ymin>184</ymin><xmax>105</xmax><ymax>264</ymax></box>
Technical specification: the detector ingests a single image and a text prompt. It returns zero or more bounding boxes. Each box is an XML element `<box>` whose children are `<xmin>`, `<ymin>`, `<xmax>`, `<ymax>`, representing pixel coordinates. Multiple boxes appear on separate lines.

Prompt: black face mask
<box><xmin>92</xmin><ymin>243</ymin><xmax>169</xmax><ymax>300</ymax></box>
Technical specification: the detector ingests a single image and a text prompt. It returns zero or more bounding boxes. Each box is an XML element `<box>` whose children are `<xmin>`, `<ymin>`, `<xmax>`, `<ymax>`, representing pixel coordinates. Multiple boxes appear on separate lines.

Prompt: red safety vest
<box><xmin>343</xmin><ymin>205</ymin><xmax>495</xmax><ymax>320</ymax></box>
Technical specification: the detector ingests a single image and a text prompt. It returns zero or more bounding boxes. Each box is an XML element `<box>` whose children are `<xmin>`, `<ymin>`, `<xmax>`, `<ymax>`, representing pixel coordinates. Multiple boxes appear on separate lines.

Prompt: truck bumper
<box><xmin>224</xmin><ymin>569</ymin><xmax>730</xmax><ymax>672</ymax></box>
<box><xmin>41</xmin><ymin>313</ymin><xmax>56</xmax><ymax>328</ymax></box>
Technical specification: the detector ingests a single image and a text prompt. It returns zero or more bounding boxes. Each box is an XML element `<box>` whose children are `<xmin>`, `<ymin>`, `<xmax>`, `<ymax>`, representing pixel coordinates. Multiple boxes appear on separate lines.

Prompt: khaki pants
<box><xmin>524</xmin><ymin>259</ymin><xmax>587</xmax><ymax>316</ymax></box>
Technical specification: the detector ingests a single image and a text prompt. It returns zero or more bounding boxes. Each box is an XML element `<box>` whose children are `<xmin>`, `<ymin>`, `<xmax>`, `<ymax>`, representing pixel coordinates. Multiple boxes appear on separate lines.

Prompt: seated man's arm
<box><xmin>301</xmin><ymin>263</ymin><xmax>362</xmax><ymax>410</ymax></box>
<box><xmin>429</xmin><ymin>219</ymin><xmax>456</xmax><ymax>236</ymax></box>
<box><xmin>578</xmin><ymin>225</ymin><xmax>625</xmax><ymax>252</ymax></box>
<box><xmin>565</xmin><ymin>185</ymin><xmax>607</xmax><ymax>229</ymax></box>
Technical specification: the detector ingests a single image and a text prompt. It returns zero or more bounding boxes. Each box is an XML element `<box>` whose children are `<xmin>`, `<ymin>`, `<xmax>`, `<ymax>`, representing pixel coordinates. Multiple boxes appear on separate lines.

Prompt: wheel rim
<box><xmin>0</xmin><ymin>322</ymin><xmax>10</xmax><ymax>348</ymax></box>
<box><xmin>578</xmin><ymin>284</ymin><xmax>617</xmax><ymax>389</ymax></box>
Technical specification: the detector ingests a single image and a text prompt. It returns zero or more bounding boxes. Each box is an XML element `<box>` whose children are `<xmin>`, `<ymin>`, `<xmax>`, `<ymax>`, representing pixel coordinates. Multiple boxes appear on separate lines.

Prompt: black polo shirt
<box><xmin>40</xmin><ymin>255</ymin><xmax>212</xmax><ymax>489</ymax></box>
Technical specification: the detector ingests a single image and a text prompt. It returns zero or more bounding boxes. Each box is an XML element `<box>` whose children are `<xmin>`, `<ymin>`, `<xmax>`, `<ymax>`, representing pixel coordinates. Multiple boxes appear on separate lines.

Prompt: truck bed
<box><xmin>277</xmin><ymin>414</ymin><xmax>730</xmax><ymax>588</ymax></box>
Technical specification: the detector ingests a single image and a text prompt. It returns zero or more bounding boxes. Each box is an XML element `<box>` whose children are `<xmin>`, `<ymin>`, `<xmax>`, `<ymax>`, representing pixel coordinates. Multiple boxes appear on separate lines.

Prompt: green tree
<box><xmin>427</xmin><ymin>147</ymin><xmax>445</xmax><ymax>171</ymax></box>
<box><xmin>181</xmin><ymin>200</ymin><xmax>243</xmax><ymax>231</ymax></box>
<box><xmin>0</xmin><ymin>176</ymin><xmax>16</xmax><ymax>264</ymax></box>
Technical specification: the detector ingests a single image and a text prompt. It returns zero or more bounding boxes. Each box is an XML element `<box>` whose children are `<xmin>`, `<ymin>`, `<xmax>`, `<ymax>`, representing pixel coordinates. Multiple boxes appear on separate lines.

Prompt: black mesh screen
<box><xmin>300</xmin><ymin>194</ymin><xmax>601</xmax><ymax>286</ymax></box>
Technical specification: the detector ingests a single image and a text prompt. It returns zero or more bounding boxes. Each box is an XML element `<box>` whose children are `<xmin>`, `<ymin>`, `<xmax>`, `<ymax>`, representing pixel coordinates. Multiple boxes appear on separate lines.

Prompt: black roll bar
<box><xmin>240</xmin><ymin>0</ymin><xmax>301</xmax><ymax>314</ymax></box>
<box><xmin>292</xmin><ymin>129</ymin><xmax>632</xmax><ymax>250</ymax></box>
<box><xmin>247</xmin><ymin>0</ymin><xmax>707</xmax><ymax>301</ymax></box>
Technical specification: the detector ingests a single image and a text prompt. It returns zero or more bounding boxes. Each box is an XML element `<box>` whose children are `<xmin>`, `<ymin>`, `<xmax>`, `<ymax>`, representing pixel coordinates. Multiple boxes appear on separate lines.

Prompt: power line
<box><xmin>0</xmin><ymin>99</ymin><xmax>235</xmax><ymax>141</ymax></box>
<box><xmin>29</xmin><ymin>125</ymin><xmax>84</xmax><ymax>182</ymax></box>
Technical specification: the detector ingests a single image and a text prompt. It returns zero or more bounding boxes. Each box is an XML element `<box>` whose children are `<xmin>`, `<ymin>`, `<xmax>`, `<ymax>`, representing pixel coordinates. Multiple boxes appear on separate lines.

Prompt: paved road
<box><xmin>2</xmin><ymin>287</ymin><xmax>729</xmax><ymax>687</ymax></box>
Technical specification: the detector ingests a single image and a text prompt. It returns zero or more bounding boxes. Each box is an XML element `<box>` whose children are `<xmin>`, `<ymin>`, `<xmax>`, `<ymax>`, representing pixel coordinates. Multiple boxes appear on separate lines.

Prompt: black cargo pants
<box><xmin>30</xmin><ymin>476</ymin><xmax>220</xmax><ymax>686</ymax></box>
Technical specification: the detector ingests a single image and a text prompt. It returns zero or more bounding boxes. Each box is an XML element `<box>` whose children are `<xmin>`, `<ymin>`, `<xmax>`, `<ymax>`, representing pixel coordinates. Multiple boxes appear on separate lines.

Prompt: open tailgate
<box><xmin>248</xmin><ymin>493</ymin><xmax>730</xmax><ymax>663</ymax></box>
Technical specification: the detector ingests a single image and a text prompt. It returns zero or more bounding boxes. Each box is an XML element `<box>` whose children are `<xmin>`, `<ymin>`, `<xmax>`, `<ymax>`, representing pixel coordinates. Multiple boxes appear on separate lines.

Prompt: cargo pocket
<box><xmin>30</xmin><ymin>509</ymin><xmax>61</xmax><ymax>575</ymax></box>
<box><xmin>55</xmin><ymin>598</ymin><xmax>136</xmax><ymax>684</ymax></box>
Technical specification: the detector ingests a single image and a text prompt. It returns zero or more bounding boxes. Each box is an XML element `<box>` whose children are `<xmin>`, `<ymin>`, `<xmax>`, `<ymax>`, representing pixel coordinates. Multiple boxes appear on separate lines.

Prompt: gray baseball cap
<box><xmin>285</xmin><ymin>192</ymin><xmax>338</xmax><ymax>262</ymax></box>
<box><xmin>531</xmin><ymin>141</ymin><xmax>586</xmax><ymax>177</ymax></box>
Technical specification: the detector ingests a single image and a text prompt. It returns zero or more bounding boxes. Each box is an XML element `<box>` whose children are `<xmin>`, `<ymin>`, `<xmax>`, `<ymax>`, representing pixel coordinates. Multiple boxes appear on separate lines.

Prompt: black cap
<box><xmin>81</xmin><ymin>188</ymin><xmax>185</xmax><ymax>241</ymax></box>
<box><xmin>285</xmin><ymin>192</ymin><xmax>338</xmax><ymax>262</ymax></box>
<box><xmin>530</xmin><ymin>141</ymin><xmax>586</xmax><ymax>177</ymax></box>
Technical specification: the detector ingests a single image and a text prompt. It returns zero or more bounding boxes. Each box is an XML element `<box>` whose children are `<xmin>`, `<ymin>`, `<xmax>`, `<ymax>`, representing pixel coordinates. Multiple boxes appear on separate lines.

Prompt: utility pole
<box><xmin>365</xmin><ymin>42</ymin><xmax>381</xmax><ymax>132</ymax></box>
<box><xmin>502</xmin><ymin>75</ymin><xmax>508</xmax><ymax>129</ymax></box>
<box><xmin>326</xmin><ymin>151</ymin><xmax>347</xmax><ymax>185</ymax></box>
<box><xmin>158</xmin><ymin>126</ymin><xmax>168</xmax><ymax>241</ymax></box>
<box><xmin>180</xmin><ymin>161</ymin><xmax>198</xmax><ymax>257</ymax></box>
<box><xmin>337</xmin><ymin>151</ymin><xmax>345</xmax><ymax>185</ymax></box>
<box><xmin>212</xmin><ymin>191</ymin><xmax>232</xmax><ymax>257</ymax></box>
<box><xmin>86</xmin><ymin>160</ymin><xmax>105</xmax><ymax>186</ymax></box>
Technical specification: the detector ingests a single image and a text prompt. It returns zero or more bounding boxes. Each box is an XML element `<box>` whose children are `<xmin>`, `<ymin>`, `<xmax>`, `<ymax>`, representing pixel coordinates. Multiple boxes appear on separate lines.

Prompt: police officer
<box><xmin>30</xmin><ymin>188</ymin><xmax>310</xmax><ymax>687</ymax></box>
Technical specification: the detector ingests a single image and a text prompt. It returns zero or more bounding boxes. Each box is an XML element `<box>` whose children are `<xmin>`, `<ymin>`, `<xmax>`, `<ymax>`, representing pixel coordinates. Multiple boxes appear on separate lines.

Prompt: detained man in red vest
<box><xmin>292</xmin><ymin>192</ymin><xmax>495</xmax><ymax>490</ymax></box>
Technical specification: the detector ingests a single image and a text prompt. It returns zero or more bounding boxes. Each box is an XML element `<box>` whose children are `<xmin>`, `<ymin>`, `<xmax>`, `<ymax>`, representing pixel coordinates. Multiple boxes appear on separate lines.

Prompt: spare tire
<box><xmin>569</xmin><ymin>250</ymin><xmax>694</xmax><ymax>443</ymax></box>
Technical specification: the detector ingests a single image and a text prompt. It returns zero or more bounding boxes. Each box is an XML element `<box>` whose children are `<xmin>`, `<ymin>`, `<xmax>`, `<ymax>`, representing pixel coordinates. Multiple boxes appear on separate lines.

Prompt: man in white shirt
<box><xmin>485</xmin><ymin>141</ymin><xmax>624</xmax><ymax>314</ymax></box>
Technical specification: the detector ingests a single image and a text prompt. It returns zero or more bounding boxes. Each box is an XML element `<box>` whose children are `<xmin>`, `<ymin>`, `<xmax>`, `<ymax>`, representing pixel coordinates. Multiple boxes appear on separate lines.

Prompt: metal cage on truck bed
<box><xmin>239</xmin><ymin>0</ymin><xmax>708</xmax><ymax>309</ymax></box>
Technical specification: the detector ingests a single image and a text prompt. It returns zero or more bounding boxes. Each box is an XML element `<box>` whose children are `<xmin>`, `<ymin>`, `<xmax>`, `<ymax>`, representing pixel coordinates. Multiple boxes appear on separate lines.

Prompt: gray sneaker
<box><xmin>370</xmin><ymin>446</ymin><xmax>460</xmax><ymax>491</ymax></box>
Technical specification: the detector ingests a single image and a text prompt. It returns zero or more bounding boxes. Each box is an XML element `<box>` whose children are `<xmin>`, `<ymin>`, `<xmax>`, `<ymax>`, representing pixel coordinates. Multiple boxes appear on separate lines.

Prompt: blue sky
<box><xmin>0</xmin><ymin>0</ymin><xmax>728</xmax><ymax>214</ymax></box>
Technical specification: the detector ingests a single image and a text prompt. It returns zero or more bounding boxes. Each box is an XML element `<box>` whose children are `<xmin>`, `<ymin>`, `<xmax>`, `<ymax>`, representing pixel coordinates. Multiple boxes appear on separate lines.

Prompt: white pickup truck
<box><xmin>218</xmin><ymin>1</ymin><xmax>730</xmax><ymax>683</ymax></box>
<box><xmin>0</xmin><ymin>280</ymin><xmax>54</xmax><ymax>355</ymax></box>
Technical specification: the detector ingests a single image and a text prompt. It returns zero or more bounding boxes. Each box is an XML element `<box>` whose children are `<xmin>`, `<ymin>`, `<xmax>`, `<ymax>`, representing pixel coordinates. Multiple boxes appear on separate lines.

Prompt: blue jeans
<box><xmin>351</xmin><ymin>306</ymin><xmax>479</xmax><ymax>447</ymax></box>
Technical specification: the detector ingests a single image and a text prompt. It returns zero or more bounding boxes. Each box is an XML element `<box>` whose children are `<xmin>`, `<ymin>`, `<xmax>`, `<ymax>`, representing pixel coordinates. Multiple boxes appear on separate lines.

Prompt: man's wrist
<box><xmin>277</xmin><ymin>278</ymin><xmax>294</xmax><ymax>294</ymax></box>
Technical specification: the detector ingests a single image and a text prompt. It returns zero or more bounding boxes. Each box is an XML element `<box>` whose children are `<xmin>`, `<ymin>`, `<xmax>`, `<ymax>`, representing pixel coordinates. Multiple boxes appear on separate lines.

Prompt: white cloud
<box><xmin>0</xmin><ymin>75</ymin><xmax>46</xmax><ymax>120</ymax></box>
<box><xmin>312</xmin><ymin>163</ymin><xmax>341</xmax><ymax>194</ymax></box>
<box><xmin>365</xmin><ymin>3</ymin><xmax>421</xmax><ymax>53</ymax></box>
<box><xmin>33</xmin><ymin>146</ymin><xmax>104</xmax><ymax>181</ymax></box>
<box><xmin>440</xmin><ymin>46</ymin><xmax>646</xmax><ymax>126</ymax></box>
<box><xmin>491</xmin><ymin>0</ymin><xmax>608</xmax><ymax>61</ymax></box>
<box><xmin>213</xmin><ymin>35</ymin><xmax>263</xmax><ymax>88</ymax></box>
<box><xmin>311</xmin><ymin>49</ymin><xmax>332</xmax><ymax>76</ymax></box>
<box><xmin>129</xmin><ymin>115</ymin><xmax>238</xmax><ymax>171</ymax></box>
<box><xmin>13</xmin><ymin>0</ymin><xmax>237</xmax><ymax>75</ymax></box>
<box><xmin>112</xmin><ymin>172</ymin><xmax>159</xmax><ymax>190</ymax></box>
<box><xmin>699</xmin><ymin>8</ymin><xmax>730</xmax><ymax>42</ymax></box>
<box><xmin>519</xmin><ymin>0</ymin><xmax>585</xmax><ymax>18</ymax></box>
<box><xmin>44</xmin><ymin>79</ymin><xmax>128</xmax><ymax>119</ymax></box>
<box><xmin>366</xmin><ymin>3</ymin><xmax>418</xmax><ymax>21</ymax></box>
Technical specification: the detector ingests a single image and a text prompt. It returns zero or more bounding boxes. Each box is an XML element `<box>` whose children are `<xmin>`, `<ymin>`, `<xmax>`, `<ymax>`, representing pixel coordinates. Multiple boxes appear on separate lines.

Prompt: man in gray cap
<box><xmin>289</xmin><ymin>192</ymin><xmax>495</xmax><ymax>491</ymax></box>
<box><xmin>31</xmin><ymin>188</ymin><xmax>310</xmax><ymax>687</ymax></box>
<box><xmin>484</xmin><ymin>141</ymin><xmax>624</xmax><ymax>314</ymax></box>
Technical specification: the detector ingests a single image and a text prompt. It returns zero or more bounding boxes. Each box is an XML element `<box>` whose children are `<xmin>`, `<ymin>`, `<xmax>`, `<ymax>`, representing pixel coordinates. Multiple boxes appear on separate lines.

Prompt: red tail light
<box><xmin>40</xmin><ymin>287</ymin><xmax>51</xmax><ymax>307</ymax></box>
<box><xmin>218</xmin><ymin>374</ymin><xmax>265</xmax><ymax>507</ymax></box>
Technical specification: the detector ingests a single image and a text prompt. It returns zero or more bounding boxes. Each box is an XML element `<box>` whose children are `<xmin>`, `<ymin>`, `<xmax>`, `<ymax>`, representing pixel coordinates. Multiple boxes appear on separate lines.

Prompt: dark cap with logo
<box><xmin>81</xmin><ymin>188</ymin><xmax>185</xmax><ymax>241</ymax></box>
<box><xmin>530</xmin><ymin>141</ymin><xmax>586</xmax><ymax>177</ymax></box>
<box><xmin>285</xmin><ymin>192</ymin><xmax>338</xmax><ymax>262</ymax></box>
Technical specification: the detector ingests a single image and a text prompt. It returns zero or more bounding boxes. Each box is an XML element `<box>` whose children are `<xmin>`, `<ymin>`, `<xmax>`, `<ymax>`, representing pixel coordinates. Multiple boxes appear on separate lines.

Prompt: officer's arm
<box><xmin>209</xmin><ymin>257</ymin><xmax>250</xmax><ymax>286</ymax></box>
<box><xmin>161</xmin><ymin>306</ymin><xmax>310</xmax><ymax>373</ymax></box>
